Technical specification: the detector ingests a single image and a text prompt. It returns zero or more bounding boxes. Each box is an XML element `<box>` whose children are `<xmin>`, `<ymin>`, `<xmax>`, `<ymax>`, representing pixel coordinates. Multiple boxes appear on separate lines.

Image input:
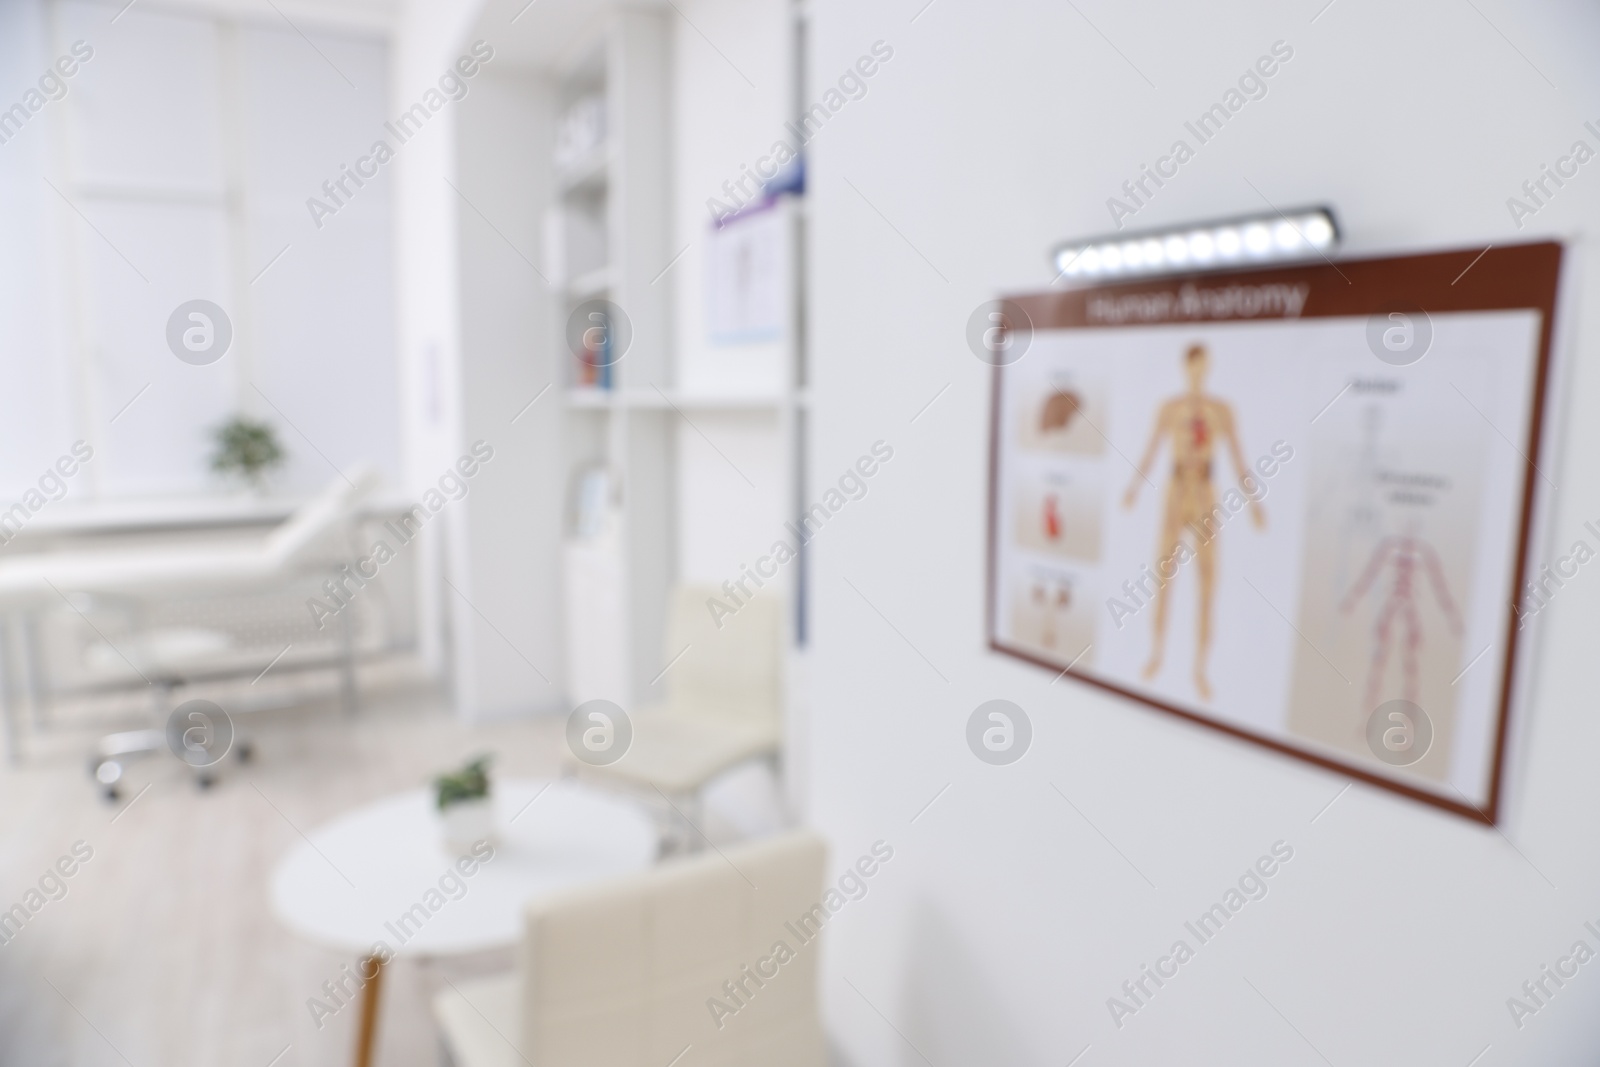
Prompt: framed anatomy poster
<box><xmin>706</xmin><ymin>199</ymin><xmax>790</xmax><ymax>344</ymax></box>
<box><xmin>986</xmin><ymin>242</ymin><xmax>1563</xmax><ymax>822</ymax></box>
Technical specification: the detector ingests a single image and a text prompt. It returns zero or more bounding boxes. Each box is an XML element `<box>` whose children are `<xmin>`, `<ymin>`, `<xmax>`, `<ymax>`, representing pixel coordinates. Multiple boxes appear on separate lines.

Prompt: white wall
<box><xmin>391</xmin><ymin>0</ymin><xmax>481</xmax><ymax>675</ymax></box>
<box><xmin>451</xmin><ymin>65</ymin><xmax>566</xmax><ymax>716</ymax></box>
<box><xmin>806</xmin><ymin>1</ymin><xmax>1600</xmax><ymax>1065</ymax></box>
<box><xmin>394</xmin><ymin>0</ymin><xmax>583</xmax><ymax>712</ymax></box>
<box><xmin>670</xmin><ymin>0</ymin><xmax>791</xmax><ymax>586</ymax></box>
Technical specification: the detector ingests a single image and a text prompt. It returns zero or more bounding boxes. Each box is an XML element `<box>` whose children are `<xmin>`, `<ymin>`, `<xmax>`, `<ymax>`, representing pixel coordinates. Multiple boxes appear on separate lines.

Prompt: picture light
<box><xmin>1052</xmin><ymin>206</ymin><xmax>1340</xmax><ymax>282</ymax></box>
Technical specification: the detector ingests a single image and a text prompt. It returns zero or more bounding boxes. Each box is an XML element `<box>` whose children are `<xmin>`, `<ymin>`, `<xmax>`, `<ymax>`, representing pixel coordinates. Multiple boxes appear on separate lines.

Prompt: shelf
<box><xmin>565</xmin><ymin>388</ymin><xmax>615</xmax><ymax>409</ymax></box>
<box><xmin>640</xmin><ymin>391</ymin><xmax>787</xmax><ymax>412</ymax></box>
<box><xmin>556</xmin><ymin>144</ymin><xmax>610</xmax><ymax>195</ymax></box>
<box><xmin>563</xmin><ymin>389</ymin><xmax>788</xmax><ymax>412</ymax></box>
<box><xmin>565</xmin><ymin>265</ymin><xmax>614</xmax><ymax>300</ymax></box>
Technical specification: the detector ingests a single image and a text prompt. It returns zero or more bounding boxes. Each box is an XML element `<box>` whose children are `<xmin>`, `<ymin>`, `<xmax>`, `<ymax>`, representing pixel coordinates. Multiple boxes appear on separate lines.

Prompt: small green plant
<box><xmin>434</xmin><ymin>755</ymin><xmax>492</xmax><ymax>810</ymax></box>
<box><xmin>210</xmin><ymin>416</ymin><xmax>285</xmax><ymax>489</ymax></box>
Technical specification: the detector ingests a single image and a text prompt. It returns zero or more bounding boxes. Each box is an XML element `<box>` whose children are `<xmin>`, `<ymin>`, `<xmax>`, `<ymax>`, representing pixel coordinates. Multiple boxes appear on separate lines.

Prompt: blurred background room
<box><xmin>0</xmin><ymin>0</ymin><xmax>1598</xmax><ymax>1065</ymax></box>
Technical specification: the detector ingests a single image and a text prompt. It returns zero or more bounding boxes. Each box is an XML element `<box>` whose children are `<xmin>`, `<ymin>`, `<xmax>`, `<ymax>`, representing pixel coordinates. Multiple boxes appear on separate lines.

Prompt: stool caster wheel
<box><xmin>95</xmin><ymin>760</ymin><xmax>124</xmax><ymax>803</ymax></box>
<box><xmin>235</xmin><ymin>740</ymin><xmax>255</xmax><ymax>764</ymax></box>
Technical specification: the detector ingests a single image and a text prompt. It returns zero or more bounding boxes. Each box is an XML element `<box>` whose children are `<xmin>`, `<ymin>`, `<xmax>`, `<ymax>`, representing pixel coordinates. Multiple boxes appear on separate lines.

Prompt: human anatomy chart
<box><xmin>1120</xmin><ymin>343</ymin><xmax>1265</xmax><ymax>701</ymax></box>
<box><xmin>987</xmin><ymin>245</ymin><xmax>1560</xmax><ymax>818</ymax></box>
<box><xmin>1283</xmin><ymin>362</ymin><xmax>1489</xmax><ymax>782</ymax></box>
<box><xmin>1344</xmin><ymin>531</ymin><xmax>1464</xmax><ymax>711</ymax></box>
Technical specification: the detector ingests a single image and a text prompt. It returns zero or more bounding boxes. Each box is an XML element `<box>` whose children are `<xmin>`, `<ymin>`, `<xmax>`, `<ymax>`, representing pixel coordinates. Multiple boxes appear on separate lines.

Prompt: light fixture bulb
<box><xmin>1048</xmin><ymin>207</ymin><xmax>1338</xmax><ymax>282</ymax></box>
<box><xmin>1302</xmin><ymin>215</ymin><xmax>1333</xmax><ymax>248</ymax></box>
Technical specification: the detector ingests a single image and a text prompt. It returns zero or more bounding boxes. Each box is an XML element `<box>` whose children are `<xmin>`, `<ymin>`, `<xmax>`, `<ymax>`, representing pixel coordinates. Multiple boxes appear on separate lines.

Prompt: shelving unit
<box><xmin>442</xmin><ymin>0</ymin><xmax>809</xmax><ymax>802</ymax></box>
<box><xmin>448</xmin><ymin>0</ymin><xmax>807</xmax><ymax>726</ymax></box>
<box><xmin>555</xmin><ymin>147</ymin><xmax>611</xmax><ymax>196</ymax></box>
<box><xmin>551</xmin><ymin>10</ymin><xmax>675</xmax><ymax>708</ymax></box>
<box><xmin>565</xmin><ymin>265</ymin><xmax>615</xmax><ymax>301</ymax></box>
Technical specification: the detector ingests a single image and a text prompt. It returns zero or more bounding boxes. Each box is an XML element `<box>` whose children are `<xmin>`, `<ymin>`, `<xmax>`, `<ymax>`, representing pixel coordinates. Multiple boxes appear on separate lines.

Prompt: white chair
<box><xmin>571</xmin><ymin>585</ymin><xmax>784</xmax><ymax>823</ymax></box>
<box><xmin>0</xmin><ymin>468</ymin><xmax>379</xmax><ymax>788</ymax></box>
<box><xmin>433</xmin><ymin>829</ymin><xmax>827</xmax><ymax>1067</ymax></box>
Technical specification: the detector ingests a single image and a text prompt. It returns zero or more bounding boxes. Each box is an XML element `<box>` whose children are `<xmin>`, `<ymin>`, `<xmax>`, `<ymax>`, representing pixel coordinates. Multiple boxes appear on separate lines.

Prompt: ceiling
<box><xmin>468</xmin><ymin>0</ymin><xmax>667</xmax><ymax>73</ymax></box>
<box><xmin>133</xmin><ymin>0</ymin><xmax>401</xmax><ymax>35</ymax></box>
<box><xmin>136</xmin><ymin>0</ymin><xmax>669</xmax><ymax>70</ymax></box>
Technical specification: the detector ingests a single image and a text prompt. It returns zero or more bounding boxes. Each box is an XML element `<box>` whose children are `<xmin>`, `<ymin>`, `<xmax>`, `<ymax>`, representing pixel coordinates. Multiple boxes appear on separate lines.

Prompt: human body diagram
<box><xmin>1122</xmin><ymin>344</ymin><xmax>1264</xmax><ymax>700</ymax></box>
<box><xmin>1329</xmin><ymin>407</ymin><xmax>1387</xmax><ymax>613</ymax></box>
<box><xmin>1339</xmin><ymin>528</ymin><xmax>1463</xmax><ymax>720</ymax></box>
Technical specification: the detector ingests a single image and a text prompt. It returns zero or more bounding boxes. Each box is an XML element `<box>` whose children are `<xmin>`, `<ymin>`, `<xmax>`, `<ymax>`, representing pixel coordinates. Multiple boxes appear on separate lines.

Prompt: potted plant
<box><xmin>434</xmin><ymin>755</ymin><xmax>494</xmax><ymax>849</ymax></box>
<box><xmin>210</xmin><ymin>415</ymin><xmax>285</xmax><ymax>492</ymax></box>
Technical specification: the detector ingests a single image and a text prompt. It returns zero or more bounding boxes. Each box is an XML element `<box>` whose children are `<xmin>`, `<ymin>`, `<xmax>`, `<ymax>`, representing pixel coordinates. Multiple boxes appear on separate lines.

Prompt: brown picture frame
<box><xmin>986</xmin><ymin>241</ymin><xmax>1563</xmax><ymax>824</ymax></box>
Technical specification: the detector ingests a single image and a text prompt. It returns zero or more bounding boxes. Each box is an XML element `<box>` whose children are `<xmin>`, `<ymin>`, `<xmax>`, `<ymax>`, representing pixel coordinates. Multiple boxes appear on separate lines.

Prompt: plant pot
<box><xmin>439</xmin><ymin>797</ymin><xmax>495</xmax><ymax>852</ymax></box>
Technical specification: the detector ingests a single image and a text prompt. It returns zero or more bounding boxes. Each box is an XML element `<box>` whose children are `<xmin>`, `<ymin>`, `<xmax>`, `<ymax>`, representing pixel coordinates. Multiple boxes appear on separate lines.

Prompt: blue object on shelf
<box><xmin>763</xmin><ymin>154</ymin><xmax>805</xmax><ymax>199</ymax></box>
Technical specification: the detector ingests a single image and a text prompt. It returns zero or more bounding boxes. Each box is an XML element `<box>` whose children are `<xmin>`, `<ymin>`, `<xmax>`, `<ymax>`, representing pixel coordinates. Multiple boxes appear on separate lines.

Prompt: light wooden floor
<box><xmin>0</xmin><ymin>682</ymin><xmax>584</xmax><ymax>1067</ymax></box>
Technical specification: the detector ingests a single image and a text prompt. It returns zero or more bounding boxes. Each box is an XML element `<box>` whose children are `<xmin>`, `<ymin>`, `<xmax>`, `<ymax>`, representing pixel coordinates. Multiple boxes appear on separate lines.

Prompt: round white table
<box><xmin>271</xmin><ymin>777</ymin><xmax>657</xmax><ymax>956</ymax></box>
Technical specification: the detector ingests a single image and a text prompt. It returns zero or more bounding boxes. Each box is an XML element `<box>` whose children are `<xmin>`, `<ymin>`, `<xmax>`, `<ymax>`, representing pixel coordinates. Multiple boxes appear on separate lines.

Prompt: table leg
<box><xmin>20</xmin><ymin>610</ymin><xmax>45</xmax><ymax>730</ymax></box>
<box><xmin>339</xmin><ymin>604</ymin><xmax>360</xmax><ymax>717</ymax></box>
<box><xmin>0</xmin><ymin>615</ymin><xmax>17</xmax><ymax>765</ymax></box>
<box><xmin>354</xmin><ymin>953</ymin><xmax>385</xmax><ymax>1067</ymax></box>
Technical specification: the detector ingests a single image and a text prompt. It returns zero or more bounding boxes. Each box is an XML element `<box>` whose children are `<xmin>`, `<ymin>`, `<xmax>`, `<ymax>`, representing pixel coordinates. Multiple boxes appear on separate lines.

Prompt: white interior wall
<box><xmin>391</xmin><ymin>0</ymin><xmax>480</xmax><ymax>675</ymax></box>
<box><xmin>451</xmin><ymin>65</ymin><xmax>565</xmax><ymax>716</ymax></box>
<box><xmin>676</xmin><ymin>414</ymin><xmax>785</xmax><ymax>583</ymax></box>
<box><xmin>670</xmin><ymin>0</ymin><xmax>788</xmax><ymax>397</ymax></box>
<box><xmin>670</xmin><ymin>0</ymin><xmax>790</xmax><ymax>586</ymax></box>
<box><xmin>806</xmin><ymin>2</ymin><xmax>1600</xmax><ymax>1065</ymax></box>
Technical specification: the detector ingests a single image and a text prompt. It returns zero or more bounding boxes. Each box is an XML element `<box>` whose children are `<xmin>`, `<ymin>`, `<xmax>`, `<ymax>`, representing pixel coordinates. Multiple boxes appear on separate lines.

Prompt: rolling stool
<box><xmin>83</xmin><ymin>630</ymin><xmax>255</xmax><ymax>801</ymax></box>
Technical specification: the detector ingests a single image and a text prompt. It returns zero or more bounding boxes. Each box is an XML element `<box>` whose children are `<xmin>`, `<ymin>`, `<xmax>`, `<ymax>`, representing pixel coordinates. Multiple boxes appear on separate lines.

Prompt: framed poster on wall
<box><xmin>986</xmin><ymin>242</ymin><xmax>1563</xmax><ymax>822</ymax></box>
<box><xmin>706</xmin><ymin>199</ymin><xmax>789</xmax><ymax>344</ymax></box>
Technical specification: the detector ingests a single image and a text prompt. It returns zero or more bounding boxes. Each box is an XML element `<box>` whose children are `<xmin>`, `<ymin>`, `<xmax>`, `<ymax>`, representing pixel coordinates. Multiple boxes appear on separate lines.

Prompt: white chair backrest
<box><xmin>517</xmin><ymin>830</ymin><xmax>826</xmax><ymax>1067</ymax></box>
<box><xmin>263</xmin><ymin>464</ymin><xmax>379</xmax><ymax>569</ymax></box>
<box><xmin>663</xmin><ymin>584</ymin><xmax>782</xmax><ymax>719</ymax></box>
